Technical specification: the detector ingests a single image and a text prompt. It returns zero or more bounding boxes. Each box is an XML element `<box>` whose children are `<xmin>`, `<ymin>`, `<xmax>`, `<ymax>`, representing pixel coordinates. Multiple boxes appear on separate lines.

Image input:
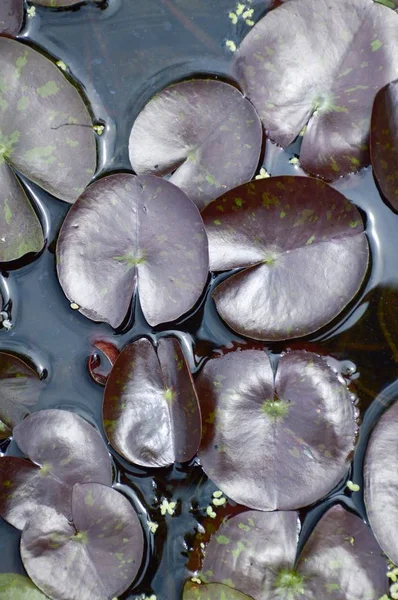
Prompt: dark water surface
<box><xmin>1</xmin><ymin>1</ymin><xmax>398</xmax><ymax>598</ymax></box>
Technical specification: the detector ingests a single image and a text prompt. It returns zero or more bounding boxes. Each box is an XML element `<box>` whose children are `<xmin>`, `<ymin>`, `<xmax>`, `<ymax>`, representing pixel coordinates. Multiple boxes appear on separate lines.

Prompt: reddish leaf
<box><xmin>370</xmin><ymin>79</ymin><xmax>398</xmax><ymax>211</ymax></box>
<box><xmin>103</xmin><ymin>337</ymin><xmax>201</xmax><ymax>467</ymax></box>
<box><xmin>88</xmin><ymin>340</ymin><xmax>120</xmax><ymax>386</ymax></box>
<box><xmin>0</xmin><ymin>352</ymin><xmax>42</xmax><ymax>440</ymax></box>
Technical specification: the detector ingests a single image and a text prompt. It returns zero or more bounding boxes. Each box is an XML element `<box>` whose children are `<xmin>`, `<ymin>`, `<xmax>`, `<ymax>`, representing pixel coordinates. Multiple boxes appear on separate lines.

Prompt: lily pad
<box><xmin>56</xmin><ymin>173</ymin><xmax>209</xmax><ymax>328</ymax></box>
<box><xmin>103</xmin><ymin>336</ymin><xmax>201</xmax><ymax>467</ymax></box>
<box><xmin>201</xmin><ymin>511</ymin><xmax>298</xmax><ymax>597</ymax></box>
<box><xmin>201</xmin><ymin>176</ymin><xmax>369</xmax><ymax>341</ymax></box>
<box><xmin>370</xmin><ymin>79</ymin><xmax>398</xmax><ymax>211</ymax></box>
<box><xmin>34</xmin><ymin>0</ymin><xmax>91</xmax><ymax>5</ymax></box>
<box><xmin>233</xmin><ymin>0</ymin><xmax>398</xmax><ymax>180</ymax></box>
<box><xmin>0</xmin><ymin>409</ymin><xmax>112</xmax><ymax>529</ymax></box>
<box><xmin>0</xmin><ymin>0</ymin><xmax>23</xmax><ymax>36</ymax></box>
<box><xmin>21</xmin><ymin>483</ymin><xmax>144</xmax><ymax>600</ymax></box>
<box><xmin>199</xmin><ymin>505</ymin><xmax>387</xmax><ymax>599</ymax></box>
<box><xmin>129</xmin><ymin>79</ymin><xmax>262</xmax><ymax>209</ymax></box>
<box><xmin>183</xmin><ymin>581</ymin><xmax>254</xmax><ymax>600</ymax></box>
<box><xmin>88</xmin><ymin>340</ymin><xmax>120</xmax><ymax>386</ymax></box>
<box><xmin>0</xmin><ymin>39</ymin><xmax>96</xmax><ymax>215</ymax></box>
<box><xmin>0</xmin><ymin>352</ymin><xmax>42</xmax><ymax>440</ymax></box>
<box><xmin>0</xmin><ymin>573</ymin><xmax>48</xmax><ymax>599</ymax></box>
<box><xmin>197</xmin><ymin>349</ymin><xmax>357</xmax><ymax>511</ymax></box>
<box><xmin>0</xmin><ymin>161</ymin><xmax>44</xmax><ymax>263</ymax></box>
<box><xmin>364</xmin><ymin>399</ymin><xmax>398</xmax><ymax>564</ymax></box>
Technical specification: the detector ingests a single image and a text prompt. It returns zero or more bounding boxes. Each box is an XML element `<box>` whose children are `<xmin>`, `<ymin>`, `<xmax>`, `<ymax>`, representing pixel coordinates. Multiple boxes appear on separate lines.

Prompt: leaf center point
<box><xmin>73</xmin><ymin>530</ymin><xmax>88</xmax><ymax>544</ymax></box>
<box><xmin>113</xmin><ymin>251</ymin><xmax>146</xmax><ymax>266</ymax></box>
<box><xmin>261</xmin><ymin>398</ymin><xmax>289</xmax><ymax>421</ymax></box>
<box><xmin>275</xmin><ymin>569</ymin><xmax>305</xmax><ymax>594</ymax></box>
<box><xmin>40</xmin><ymin>462</ymin><xmax>52</xmax><ymax>476</ymax></box>
<box><xmin>164</xmin><ymin>387</ymin><xmax>175</xmax><ymax>402</ymax></box>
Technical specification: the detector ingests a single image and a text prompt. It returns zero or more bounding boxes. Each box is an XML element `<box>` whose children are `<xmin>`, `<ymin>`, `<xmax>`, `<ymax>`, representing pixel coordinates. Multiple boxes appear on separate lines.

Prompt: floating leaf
<box><xmin>129</xmin><ymin>79</ymin><xmax>262</xmax><ymax>209</ymax></box>
<box><xmin>201</xmin><ymin>511</ymin><xmax>298</xmax><ymax>598</ymax></box>
<box><xmin>0</xmin><ymin>0</ymin><xmax>23</xmax><ymax>36</ymax></box>
<box><xmin>197</xmin><ymin>349</ymin><xmax>357</xmax><ymax>511</ymax></box>
<box><xmin>21</xmin><ymin>483</ymin><xmax>144</xmax><ymax>600</ymax></box>
<box><xmin>88</xmin><ymin>340</ymin><xmax>120</xmax><ymax>386</ymax></box>
<box><xmin>0</xmin><ymin>409</ymin><xmax>112</xmax><ymax>529</ymax></box>
<box><xmin>0</xmin><ymin>161</ymin><xmax>44</xmax><ymax>263</ymax></box>
<box><xmin>370</xmin><ymin>79</ymin><xmax>398</xmax><ymax>211</ymax></box>
<box><xmin>0</xmin><ymin>37</ymin><xmax>96</xmax><ymax>207</ymax></box>
<box><xmin>200</xmin><ymin>505</ymin><xmax>387</xmax><ymax>599</ymax></box>
<box><xmin>57</xmin><ymin>173</ymin><xmax>209</xmax><ymax>328</ymax></box>
<box><xmin>183</xmin><ymin>581</ymin><xmax>254</xmax><ymax>600</ymax></box>
<box><xmin>364</xmin><ymin>400</ymin><xmax>398</xmax><ymax>564</ymax></box>
<box><xmin>103</xmin><ymin>337</ymin><xmax>201</xmax><ymax>467</ymax></box>
<box><xmin>201</xmin><ymin>176</ymin><xmax>369</xmax><ymax>341</ymax></box>
<box><xmin>0</xmin><ymin>573</ymin><xmax>48</xmax><ymax>599</ymax></box>
<box><xmin>34</xmin><ymin>0</ymin><xmax>92</xmax><ymax>5</ymax></box>
<box><xmin>233</xmin><ymin>0</ymin><xmax>398</xmax><ymax>180</ymax></box>
<box><xmin>0</xmin><ymin>352</ymin><xmax>42</xmax><ymax>440</ymax></box>
<box><xmin>297</xmin><ymin>505</ymin><xmax>387</xmax><ymax>599</ymax></box>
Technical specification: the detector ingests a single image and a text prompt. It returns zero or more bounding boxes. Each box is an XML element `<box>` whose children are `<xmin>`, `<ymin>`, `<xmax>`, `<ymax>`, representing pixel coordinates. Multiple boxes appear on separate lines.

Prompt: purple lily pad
<box><xmin>0</xmin><ymin>38</ymin><xmax>96</xmax><ymax>202</ymax></box>
<box><xmin>201</xmin><ymin>176</ymin><xmax>369</xmax><ymax>341</ymax></box>
<box><xmin>370</xmin><ymin>79</ymin><xmax>398</xmax><ymax>211</ymax></box>
<box><xmin>56</xmin><ymin>173</ymin><xmax>209</xmax><ymax>328</ymax></box>
<box><xmin>233</xmin><ymin>0</ymin><xmax>398</xmax><ymax>180</ymax></box>
<box><xmin>0</xmin><ymin>409</ymin><xmax>112</xmax><ymax>529</ymax></box>
<box><xmin>197</xmin><ymin>349</ymin><xmax>357</xmax><ymax>511</ymax></box>
<box><xmin>0</xmin><ymin>37</ymin><xmax>96</xmax><ymax>261</ymax></box>
<box><xmin>0</xmin><ymin>456</ymin><xmax>71</xmax><ymax>531</ymax></box>
<box><xmin>0</xmin><ymin>0</ymin><xmax>23</xmax><ymax>36</ymax></box>
<box><xmin>201</xmin><ymin>510</ymin><xmax>298</xmax><ymax>597</ymax></box>
<box><xmin>364</xmin><ymin>399</ymin><xmax>398</xmax><ymax>565</ymax></box>
<box><xmin>21</xmin><ymin>483</ymin><xmax>144</xmax><ymax>600</ymax></box>
<box><xmin>129</xmin><ymin>79</ymin><xmax>262</xmax><ymax>209</ymax></box>
<box><xmin>103</xmin><ymin>337</ymin><xmax>201</xmax><ymax>467</ymax></box>
<box><xmin>34</xmin><ymin>0</ymin><xmax>91</xmax><ymax>5</ymax></box>
<box><xmin>0</xmin><ymin>352</ymin><xmax>42</xmax><ymax>439</ymax></box>
<box><xmin>0</xmin><ymin>161</ymin><xmax>44</xmax><ymax>263</ymax></box>
<box><xmin>183</xmin><ymin>581</ymin><xmax>254</xmax><ymax>600</ymax></box>
<box><xmin>297</xmin><ymin>505</ymin><xmax>387</xmax><ymax>599</ymax></box>
<box><xmin>200</xmin><ymin>505</ymin><xmax>387</xmax><ymax>599</ymax></box>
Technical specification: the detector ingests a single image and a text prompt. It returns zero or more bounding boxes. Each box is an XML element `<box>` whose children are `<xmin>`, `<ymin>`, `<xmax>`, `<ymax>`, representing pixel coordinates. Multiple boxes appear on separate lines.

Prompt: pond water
<box><xmin>1</xmin><ymin>0</ymin><xmax>398</xmax><ymax>598</ymax></box>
